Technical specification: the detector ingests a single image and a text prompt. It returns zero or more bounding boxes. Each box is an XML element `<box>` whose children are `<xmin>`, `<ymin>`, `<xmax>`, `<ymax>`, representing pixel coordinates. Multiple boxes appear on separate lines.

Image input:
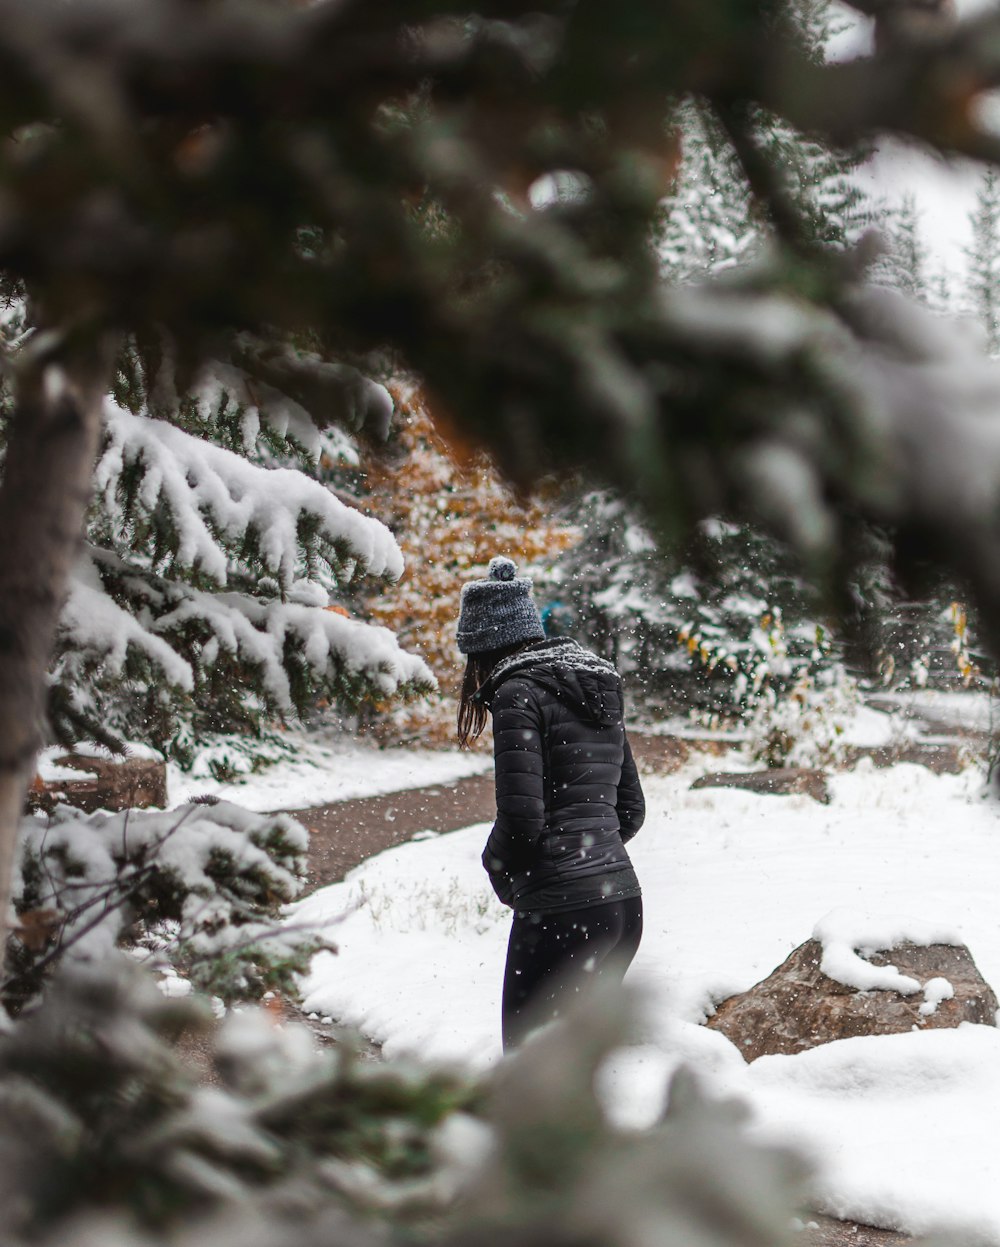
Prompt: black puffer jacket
<box><xmin>479</xmin><ymin>638</ymin><xmax>644</xmax><ymax>913</ymax></box>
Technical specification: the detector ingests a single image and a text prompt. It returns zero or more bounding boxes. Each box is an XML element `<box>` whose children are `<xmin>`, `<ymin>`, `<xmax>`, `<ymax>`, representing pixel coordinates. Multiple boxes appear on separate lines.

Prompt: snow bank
<box><xmin>295</xmin><ymin>825</ymin><xmax>507</xmax><ymax>1064</ymax></box>
<box><xmin>746</xmin><ymin>1026</ymin><xmax>1000</xmax><ymax>1243</ymax></box>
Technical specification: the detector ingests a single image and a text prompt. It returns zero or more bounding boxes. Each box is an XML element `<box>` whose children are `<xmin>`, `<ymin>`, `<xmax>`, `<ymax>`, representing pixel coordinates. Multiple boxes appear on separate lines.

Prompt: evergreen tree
<box><xmin>876</xmin><ymin>194</ymin><xmax>927</xmax><ymax>302</ymax></box>
<box><xmin>556</xmin><ymin>493</ymin><xmax>829</xmax><ymax>717</ymax></box>
<box><xmin>838</xmin><ymin>524</ymin><xmax>988</xmax><ymax>690</ymax></box>
<box><xmin>925</xmin><ymin>267</ymin><xmax>955</xmax><ymax>317</ymax></box>
<box><xmin>966</xmin><ymin>169</ymin><xmax>1000</xmax><ymax>354</ymax></box>
<box><xmin>656</xmin><ymin>100</ymin><xmax>871</xmax><ymax>282</ymax></box>
<box><xmin>585</xmin><ymin>0</ymin><xmax>980</xmax><ymax>719</ymax></box>
<box><xmin>27</xmin><ymin>329</ymin><xmax>436</xmax><ymax>762</ymax></box>
<box><xmin>655</xmin><ymin>0</ymin><xmax>871</xmax><ymax>281</ymax></box>
<box><xmin>655</xmin><ymin>105</ymin><xmax>758</xmax><ymax>281</ymax></box>
<box><xmin>578</xmin><ymin>1</ymin><xmax>877</xmax><ymax>721</ymax></box>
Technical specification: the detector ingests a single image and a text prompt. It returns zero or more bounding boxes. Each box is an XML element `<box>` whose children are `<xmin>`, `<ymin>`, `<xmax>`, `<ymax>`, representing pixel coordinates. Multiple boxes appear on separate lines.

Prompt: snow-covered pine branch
<box><xmin>12</xmin><ymin>799</ymin><xmax>318</xmax><ymax>1003</ymax></box>
<box><xmin>57</xmin><ymin>551</ymin><xmax>197</xmax><ymax>693</ymax></box>
<box><xmin>58</xmin><ymin>542</ymin><xmax>433</xmax><ymax>693</ymax></box>
<box><xmin>96</xmin><ymin>398</ymin><xmax>401</xmax><ymax>587</ymax></box>
<box><xmin>117</xmin><ymin>348</ymin><xmax>368</xmax><ymax>466</ymax></box>
<box><xmin>45</xmin><ymin>378</ymin><xmax>434</xmax><ymax>758</ymax></box>
<box><xmin>51</xmin><ymin>554</ymin><xmax>434</xmax><ymax>758</ymax></box>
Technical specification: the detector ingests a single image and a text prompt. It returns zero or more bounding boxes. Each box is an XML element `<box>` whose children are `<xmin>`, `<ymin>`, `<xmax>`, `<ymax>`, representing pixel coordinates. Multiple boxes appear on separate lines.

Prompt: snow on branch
<box><xmin>56</xmin><ymin>545</ymin><xmax>435</xmax><ymax>716</ymax></box>
<box><xmin>151</xmin><ymin>585</ymin><xmax>435</xmax><ymax>712</ymax></box>
<box><xmin>14</xmin><ymin>800</ymin><xmax>315</xmax><ymax>1001</ymax></box>
<box><xmin>59</xmin><ymin>553</ymin><xmax>195</xmax><ymax>692</ymax></box>
<box><xmin>96</xmin><ymin>399</ymin><xmax>403</xmax><ymax>587</ymax></box>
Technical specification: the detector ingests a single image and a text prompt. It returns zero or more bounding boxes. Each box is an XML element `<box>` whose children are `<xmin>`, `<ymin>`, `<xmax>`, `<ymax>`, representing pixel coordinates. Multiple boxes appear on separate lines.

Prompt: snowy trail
<box><xmin>289</xmin><ymin>732</ymin><xmax>733</xmax><ymax>889</ymax></box>
<box><xmin>166</xmin><ymin>730</ymin><xmax>493</xmax><ymax>813</ymax></box>
<box><xmin>293</xmin><ymin>773</ymin><xmax>495</xmax><ymax>889</ymax></box>
<box><xmin>292</xmin><ymin>757</ymin><xmax>1000</xmax><ymax>1245</ymax></box>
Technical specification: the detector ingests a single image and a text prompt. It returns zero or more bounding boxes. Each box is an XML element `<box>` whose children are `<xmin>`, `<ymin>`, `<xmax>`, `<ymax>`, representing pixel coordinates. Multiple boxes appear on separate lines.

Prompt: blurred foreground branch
<box><xmin>0</xmin><ymin>959</ymin><xmax>813</xmax><ymax>1247</ymax></box>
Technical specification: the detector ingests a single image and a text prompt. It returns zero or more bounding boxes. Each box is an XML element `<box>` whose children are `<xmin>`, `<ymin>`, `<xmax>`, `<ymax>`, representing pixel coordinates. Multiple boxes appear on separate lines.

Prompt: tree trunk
<box><xmin>0</xmin><ymin>345</ymin><xmax>114</xmax><ymax>931</ymax></box>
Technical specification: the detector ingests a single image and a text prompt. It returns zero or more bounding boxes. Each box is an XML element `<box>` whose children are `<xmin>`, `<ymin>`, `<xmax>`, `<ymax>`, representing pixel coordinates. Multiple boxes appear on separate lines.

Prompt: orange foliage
<box><xmin>355</xmin><ymin>390</ymin><xmax>576</xmax><ymax>745</ymax></box>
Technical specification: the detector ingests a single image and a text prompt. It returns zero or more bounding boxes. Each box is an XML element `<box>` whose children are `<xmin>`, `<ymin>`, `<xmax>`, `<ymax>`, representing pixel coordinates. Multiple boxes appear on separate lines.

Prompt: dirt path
<box><xmin>291</xmin><ymin>732</ymin><xmax>714</xmax><ymax>892</ymax></box>
<box><xmin>294</xmin><ymin>772</ymin><xmax>496</xmax><ymax>890</ymax></box>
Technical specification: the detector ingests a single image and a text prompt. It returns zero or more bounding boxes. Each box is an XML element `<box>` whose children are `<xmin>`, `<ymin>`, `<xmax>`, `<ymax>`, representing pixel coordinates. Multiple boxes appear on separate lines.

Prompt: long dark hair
<box><xmin>457</xmin><ymin>642</ymin><xmax>529</xmax><ymax>748</ymax></box>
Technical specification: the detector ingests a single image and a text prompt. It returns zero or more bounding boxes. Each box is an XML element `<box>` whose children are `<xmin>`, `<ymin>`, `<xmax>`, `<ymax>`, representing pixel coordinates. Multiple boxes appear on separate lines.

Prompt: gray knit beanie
<box><xmin>456</xmin><ymin>556</ymin><xmax>546</xmax><ymax>655</ymax></box>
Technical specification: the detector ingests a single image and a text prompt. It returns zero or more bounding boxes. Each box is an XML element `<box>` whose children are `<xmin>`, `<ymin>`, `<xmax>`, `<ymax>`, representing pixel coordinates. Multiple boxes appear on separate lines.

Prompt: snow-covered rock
<box><xmin>706</xmin><ymin>936</ymin><xmax>997</xmax><ymax>1063</ymax></box>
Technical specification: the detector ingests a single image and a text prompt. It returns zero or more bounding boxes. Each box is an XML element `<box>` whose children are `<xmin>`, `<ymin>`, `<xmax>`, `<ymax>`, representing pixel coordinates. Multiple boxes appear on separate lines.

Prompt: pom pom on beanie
<box><xmin>488</xmin><ymin>556</ymin><xmax>518</xmax><ymax>582</ymax></box>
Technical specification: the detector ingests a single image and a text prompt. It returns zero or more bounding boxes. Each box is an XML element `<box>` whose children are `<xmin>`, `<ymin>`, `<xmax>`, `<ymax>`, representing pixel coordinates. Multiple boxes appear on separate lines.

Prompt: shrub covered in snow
<box><xmin>0</xmin><ymin>956</ymin><xmax>478</xmax><ymax>1239</ymax></box>
<box><xmin>744</xmin><ymin>658</ymin><xmax>858</xmax><ymax>769</ymax></box>
<box><xmin>8</xmin><ymin>801</ymin><xmax>318</xmax><ymax>1009</ymax></box>
<box><xmin>0</xmin><ymin>955</ymin><xmax>809</xmax><ymax>1247</ymax></box>
<box><xmin>554</xmin><ymin>498</ymin><xmax>830</xmax><ymax>716</ymax></box>
<box><xmin>556</xmin><ymin>492</ymin><xmax>987</xmax><ymax>764</ymax></box>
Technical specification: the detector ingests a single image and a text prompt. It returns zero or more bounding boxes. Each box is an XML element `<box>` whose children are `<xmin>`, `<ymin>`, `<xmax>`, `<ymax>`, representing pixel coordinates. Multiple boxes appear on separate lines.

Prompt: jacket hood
<box><xmin>480</xmin><ymin>638</ymin><xmax>624</xmax><ymax>726</ymax></box>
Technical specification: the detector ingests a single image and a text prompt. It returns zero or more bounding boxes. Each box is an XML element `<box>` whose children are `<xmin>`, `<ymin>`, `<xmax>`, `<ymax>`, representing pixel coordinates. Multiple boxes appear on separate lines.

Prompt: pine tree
<box><xmin>31</xmin><ymin>331</ymin><xmax>436</xmax><ymax>763</ymax></box>
<box><xmin>876</xmin><ymin>194</ymin><xmax>927</xmax><ymax>302</ymax></box>
<box><xmin>595</xmin><ymin>0</ymin><xmax>987</xmax><ymax>717</ymax></box>
<box><xmin>655</xmin><ymin>105</ymin><xmax>758</xmax><ymax>281</ymax></box>
<box><xmin>587</xmin><ymin>0</ymin><xmax>877</xmax><ymax>719</ymax></box>
<box><xmin>656</xmin><ymin>0</ymin><xmax>872</xmax><ymax>281</ymax></box>
<box><xmin>966</xmin><ymin>169</ymin><xmax>1000</xmax><ymax>354</ymax></box>
<box><xmin>656</xmin><ymin>101</ymin><xmax>871</xmax><ymax>283</ymax></box>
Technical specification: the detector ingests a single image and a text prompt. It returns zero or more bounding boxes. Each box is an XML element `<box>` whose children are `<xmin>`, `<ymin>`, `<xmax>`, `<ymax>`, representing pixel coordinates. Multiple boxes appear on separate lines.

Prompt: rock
<box><xmin>706</xmin><ymin>939</ymin><xmax>998</xmax><ymax>1062</ymax></box>
<box><xmin>843</xmin><ymin>740</ymin><xmax>978</xmax><ymax>775</ymax></box>
<box><xmin>26</xmin><ymin>754</ymin><xmax>167</xmax><ymax>814</ymax></box>
<box><xmin>691</xmin><ymin>767</ymin><xmax>830</xmax><ymax>804</ymax></box>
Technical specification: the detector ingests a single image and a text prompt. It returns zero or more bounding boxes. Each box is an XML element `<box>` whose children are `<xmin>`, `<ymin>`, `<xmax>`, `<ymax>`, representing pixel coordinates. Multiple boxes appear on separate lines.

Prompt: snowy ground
<box><xmin>165</xmin><ymin>728</ymin><xmax>491</xmax><ymax>810</ymax></box>
<box><xmin>294</xmin><ymin>754</ymin><xmax>1000</xmax><ymax>1243</ymax></box>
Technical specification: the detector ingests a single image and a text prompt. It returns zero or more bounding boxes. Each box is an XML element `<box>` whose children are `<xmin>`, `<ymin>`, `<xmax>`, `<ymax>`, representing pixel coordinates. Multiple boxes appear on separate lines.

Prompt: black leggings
<box><xmin>501</xmin><ymin>897</ymin><xmax>643</xmax><ymax>1051</ymax></box>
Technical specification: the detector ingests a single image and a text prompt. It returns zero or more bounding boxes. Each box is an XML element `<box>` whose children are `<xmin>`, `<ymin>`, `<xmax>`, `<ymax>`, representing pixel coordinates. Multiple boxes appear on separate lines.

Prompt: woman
<box><xmin>457</xmin><ymin>555</ymin><xmax>645</xmax><ymax>1050</ymax></box>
